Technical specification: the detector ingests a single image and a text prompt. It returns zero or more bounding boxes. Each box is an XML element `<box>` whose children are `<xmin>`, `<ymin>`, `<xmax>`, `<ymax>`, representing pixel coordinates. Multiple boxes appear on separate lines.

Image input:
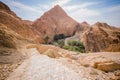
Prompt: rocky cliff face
<box><xmin>32</xmin><ymin>5</ymin><xmax>78</xmax><ymax>41</ymax></box>
<box><xmin>0</xmin><ymin>1</ymin><xmax>44</xmax><ymax>43</ymax></box>
<box><xmin>81</xmin><ymin>22</ymin><xmax>120</xmax><ymax>52</ymax></box>
<box><xmin>0</xmin><ymin>1</ymin><xmax>119</xmax><ymax>52</ymax></box>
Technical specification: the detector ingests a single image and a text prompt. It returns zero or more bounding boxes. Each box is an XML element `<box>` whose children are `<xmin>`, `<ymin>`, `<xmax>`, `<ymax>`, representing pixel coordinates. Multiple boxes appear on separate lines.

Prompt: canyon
<box><xmin>0</xmin><ymin>1</ymin><xmax>120</xmax><ymax>80</ymax></box>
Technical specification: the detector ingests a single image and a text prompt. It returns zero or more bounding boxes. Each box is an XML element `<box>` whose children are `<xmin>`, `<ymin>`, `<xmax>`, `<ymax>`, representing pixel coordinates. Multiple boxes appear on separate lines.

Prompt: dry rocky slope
<box><xmin>81</xmin><ymin>22</ymin><xmax>120</xmax><ymax>52</ymax></box>
<box><xmin>66</xmin><ymin>22</ymin><xmax>120</xmax><ymax>52</ymax></box>
<box><xmin>0</xmin><ymin>23</ymin><xmax>29</xmax><ymax>80</ymax></box>
<box><xmin>32</xmin><ymin>4</ymin><xmax>120</xmax><ymax>52</ymax></box>
<box><xmin>0</xmin><ymin>1</ymin><xmax>36</xmax><ymax>79</ymax></box>
<box><xmin>0</xmin><ymin>1</ymin><xmax>44</xmax><ymax>43</ymax></box>
<box><xmin>6</xmin><ymin>45</ymin><xmax>120</xmax><ymax>80</ymax></box>
<box><xmin>32</xmin><ymin>5</ymin><xmax>79</xmax><ymax>41</ymax></box>
<box><xmin>0</xmin><ymin>1</ymin><xmax>120</xmax><ymax>80</ymax></box>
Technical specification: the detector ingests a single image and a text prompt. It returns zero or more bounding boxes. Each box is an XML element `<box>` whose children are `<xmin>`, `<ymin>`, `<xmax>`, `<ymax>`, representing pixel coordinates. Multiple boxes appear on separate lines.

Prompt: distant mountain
<box><xmin>32</xmin><ymin>5</ymin><xmax>78</xmax><ymax>41</ymax></box>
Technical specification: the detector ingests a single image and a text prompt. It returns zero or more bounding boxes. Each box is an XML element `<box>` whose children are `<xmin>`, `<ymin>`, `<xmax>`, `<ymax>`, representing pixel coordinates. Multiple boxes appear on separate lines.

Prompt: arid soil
<box><xmin>2</xmin><ymin>45</ymin><xmax>119</xmax><ymax>80</ymax></box>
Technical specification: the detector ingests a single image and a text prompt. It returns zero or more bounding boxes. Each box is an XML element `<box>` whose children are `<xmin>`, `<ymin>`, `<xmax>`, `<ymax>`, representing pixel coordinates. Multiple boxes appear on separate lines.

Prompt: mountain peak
<box><xmin>46</xmin><ymin>4</ymin><xmax>67</xmax><ymax>16</ymax></box>
<box><xmin>94</xmin><ymin>22</ymin><xmax>108</xmax><ymax>26</ymax></box>
<box><xmin>81</xmin><ymin>21</ymin><xmax>89</xmax><ymax>26</ymax></box>
<box><xmin>92</xmin><ymin>22</ymin><xmax>110</xmax><ymax>28</ymax></box>
<box><xmin>54</xmin><ymin>5</ymin><xmax>61</xmax><ymax>8</ymax></box>
<box><xmin>32</xmin><ymin>4</ymin><xmax>78</xmax><ymax>42</ymax></box>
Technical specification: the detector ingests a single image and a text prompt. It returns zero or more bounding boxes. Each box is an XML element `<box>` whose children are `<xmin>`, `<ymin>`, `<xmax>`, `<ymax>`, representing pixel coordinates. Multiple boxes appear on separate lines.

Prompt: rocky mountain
<box><xmin>75</xmin><ymin>21</ymin><xmax>90</xmax><ymax>35</ymax></box>
<box><xmin>0</xmin><ymin>1</ymin><xmax>44</xmax><ymax>43</ymax></box>
<box><xmin>32</xmin><ymin>5</ymin><xmax>78</xmax><ymax>41</ymax></box>
<box><xmin>80</xmin><ymin>22</ymin><xmax>120</xmax><ymax>52</ymax></box>
<box><xmin>1</xmin><ymin>1</ymin><xmax>119</xmax><ymax>52</ymax></box>
<box><xmin>0</xmin><ymin>1</ymin><xmax>120</xmax><ymax>80</ymax></box>
<box><xmin>65</xmin><ymin>22</ymin><xmax>120</xmax><ymax>52</ymax></box>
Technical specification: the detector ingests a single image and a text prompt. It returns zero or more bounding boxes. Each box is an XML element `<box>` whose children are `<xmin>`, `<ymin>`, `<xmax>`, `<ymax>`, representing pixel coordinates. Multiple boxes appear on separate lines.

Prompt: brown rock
<box><xmin>78</xmin><ymin>52</ymin><xmax>120</xmax><ymax>72</ymax></box>
<box><xmin>81</xmin><ymin>22</ymin><xmax>120</xmax><ymax>52</ymax></box>
<box><xmin>0</xmin><ymin>1</ymin><xmax>44</xmax><ymax>44</ymax></box>
<box><xmin>96</xmin><ymin>61</ymin><xmax>120</xmax><ymax>72</ymax></box>
<box><xmin>32</xmin><ymin>5</ymin><xmax>78</xmax><ymax>42</ymax></box>
<box><xmin>43</xmin><ymin>49</ymin><xmax>62</xmax><ymax>58</ymax></box>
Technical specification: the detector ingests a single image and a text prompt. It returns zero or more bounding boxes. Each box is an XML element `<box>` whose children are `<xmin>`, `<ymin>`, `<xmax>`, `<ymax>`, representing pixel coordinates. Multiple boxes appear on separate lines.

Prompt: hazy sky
<box><xmin>1</xmin><ymin>0</ymin><xmax>120</xmax><ymax>27</ymax></box>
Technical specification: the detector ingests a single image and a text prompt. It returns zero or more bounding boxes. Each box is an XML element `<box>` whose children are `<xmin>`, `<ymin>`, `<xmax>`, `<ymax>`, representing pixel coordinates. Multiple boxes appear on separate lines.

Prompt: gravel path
<box><xmin>7</xmin><ymin>48</ymin><xmax>83</xmax><ymax>80</ymax></box>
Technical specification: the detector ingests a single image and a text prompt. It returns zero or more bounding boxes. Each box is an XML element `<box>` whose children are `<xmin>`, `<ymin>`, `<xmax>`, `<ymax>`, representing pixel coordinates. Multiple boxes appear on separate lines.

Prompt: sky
<box><xmin>1</xmin><ymin>0</ymin><xmax>120</xmax><ymax>27</ymax></box>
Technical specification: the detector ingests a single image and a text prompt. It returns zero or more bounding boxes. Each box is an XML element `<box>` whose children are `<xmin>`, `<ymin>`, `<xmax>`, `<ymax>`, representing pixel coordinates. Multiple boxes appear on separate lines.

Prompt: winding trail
<box><xmin>7</xmin><ymin>48</ymin><xmax>82</xmax><ymax>80</ymax></box>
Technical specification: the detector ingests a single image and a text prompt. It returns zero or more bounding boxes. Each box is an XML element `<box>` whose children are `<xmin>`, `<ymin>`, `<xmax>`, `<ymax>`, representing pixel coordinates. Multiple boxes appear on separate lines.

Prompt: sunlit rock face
<box><xmin>32</xmin><ymin>5</ymin><xmax>78</xmax><ymax>41</ymax></box>
<box><xmin>0</xmin><ymin>1</ymin><xmax>44</xmax><ymax>43</ymax></box>
<box><xmin>81</xmin><ymin>22</ymin><xmax>120</xmax><ymax>52</ymax></box>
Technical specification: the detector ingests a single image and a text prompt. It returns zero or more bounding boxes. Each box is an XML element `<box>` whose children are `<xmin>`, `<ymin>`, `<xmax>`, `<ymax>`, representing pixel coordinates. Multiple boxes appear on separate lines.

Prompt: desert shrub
<box><xmin>54</xmin><ymin>34</ymin><xmax>65</xmax><ymax>41</ymax></box>
<box><xmin>52</xmin><ymin>39</ymin><xmax>64</xmax><ymax>48</ymax></box>
<box><xmin>63</xmin><ymin>40</ymin><xmax>85</xmax><ymax>53</ymax></box>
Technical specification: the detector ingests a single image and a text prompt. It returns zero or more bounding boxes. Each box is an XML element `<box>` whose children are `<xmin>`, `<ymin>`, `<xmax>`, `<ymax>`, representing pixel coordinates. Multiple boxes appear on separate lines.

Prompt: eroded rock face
<box><xmin>32</xmin><ymin>5</ymin><xmax>78</xmax><ymax>41</ymax></box>
<box><xmin>66</xmin><ymin>22</ymin><xmax>120</xmax><ymax>52</ymax></box>
<box><xmin>0</xmin><ymin>1</ymin><xmax>17</xmax><ymax>17</ymax></box>
<box><xmin>0</xmin><ymin>23</ymin><xmax>21</xmax><ymax>48</ymax></box>
<box><xmin>0</xmin><ymin>1</ymin><xmax>44</xmax><ymax>43</ymax></box>
<box><xmin>81</xmin><ymin>22</ymin><xmax>120</xmax><ymax>52</ymax></box>
<box><xmin>75</xmin><ymin>22</ymin><xmax>90</xmax><ymax>35</ymax></box>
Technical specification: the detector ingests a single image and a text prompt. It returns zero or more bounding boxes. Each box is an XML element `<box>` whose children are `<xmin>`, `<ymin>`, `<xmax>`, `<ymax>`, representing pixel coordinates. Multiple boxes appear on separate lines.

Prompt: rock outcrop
<box><xmin>0</xmin><ymin>1</ymin><xmax>44</xmax><ymax>43</ymax></box>
<box><xmin>76</xmin><ymin>21</ymin><xmax>90</xmax><ymax>35</ymax></box>
<box><xmin>32</xmin><ymin>5</ymin><xmax>78</xmax><ymax>42</ymax></box>
<box><xmin>0</xmin><ymin>23</ymin><xmax>29</xmax><ymax>80</ymax></box>
<box><xmin>0</xmin><ymin>1</ymin><xmax>19</xmax><ymax>18</ymax></box>
<box><xmin>0</xmin><ymin>23</ymin><xmax>25</xmax><ymax>49</ymax></box>
<box><xmin>81</xmin><ymin>22</ymin><xmax>120</xmax><ymax>52</ymax></box>
<box><xmin>77</xmin><ymin>52</ymin><xmax>120</xmax><ymax>72</ymax></box>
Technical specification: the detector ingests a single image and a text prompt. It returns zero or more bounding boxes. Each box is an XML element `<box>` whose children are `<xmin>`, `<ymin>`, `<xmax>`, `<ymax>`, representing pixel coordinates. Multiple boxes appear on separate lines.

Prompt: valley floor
<box><xmin>7</xmin><ymin>48</ymin><xmax>83</xmax><ymax>80</ymax></box>
<box><xmin>5</xmin><ymin>46</ymin><xmax>120</xmax><ymax>80</ymax></box>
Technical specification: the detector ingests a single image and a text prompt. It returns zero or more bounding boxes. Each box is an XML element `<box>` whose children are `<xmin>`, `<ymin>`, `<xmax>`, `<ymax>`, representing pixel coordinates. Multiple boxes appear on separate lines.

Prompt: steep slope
<box><xmin>0</xmin><ymin>1</ymin><xmax>43</xmax><ymax>43</ymax></box>
<box><xmin>32</xmin><ymin>5</ymin><xmax>78</xmax><ymax>41</ymax></box>
<box><xmin>0</xmin><ymin>23</ymin><xmax>24</xmax><ymax>49</ymax></box>
<box><xmin>0</xmin><ymin>1</ymin><xmax>19</xmax><ymax>19</ymax></box>
<box><xmin>65</xmin><ymin>22</ymin><xmax>90</xmax><ymax>45</ymax></box>
<box><xmin>76</xmin><ymin>21</ymin><xmax>90</xmax><ymax>35</ymax></box>
<box><xmin>81</xmin><ymin>22</ymin><xmax>120</xmax><ymax>52</ymax></box>
<box><xmin>0</xmin><ymin>23</ymin><xmax>29</xmax><ymax>80</ymax></box>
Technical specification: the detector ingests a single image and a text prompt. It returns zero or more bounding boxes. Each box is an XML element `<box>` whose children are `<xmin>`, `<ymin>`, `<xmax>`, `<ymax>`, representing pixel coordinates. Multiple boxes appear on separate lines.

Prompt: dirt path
<box><xmin>7</xmin><ymin>48</ymin><xmax>83</xmax><ymax>80</ymax></box>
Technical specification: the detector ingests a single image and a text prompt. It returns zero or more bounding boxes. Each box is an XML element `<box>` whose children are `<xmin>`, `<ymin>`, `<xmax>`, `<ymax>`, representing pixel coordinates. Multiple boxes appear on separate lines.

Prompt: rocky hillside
<box><xmin>0</xmin><ymin>1</ymin><xmax>120</xmax><ymax>80</ymax></box>
<box><xmin>32</xmin><ymin>5</ymin><xmax>78</xmax><ymax>41</ymax></box>
<box><xmin>0</xmin><ymin>23</ymin><xmax>29</xmax><ymax>80</ymax></box>
<box><xmin>81</xmin><ymin>22</ymin><xmax>120</xmax><ymax>52</ymax></box>
<box><xmin>0</xmin><ymin>1</ymin><xmax>44</xmax><ymax>43</ymax></box>
<box><xmin>65</xmin><ymin>22</ymin><xmax>120</xmax><ymax>52</ymax></box>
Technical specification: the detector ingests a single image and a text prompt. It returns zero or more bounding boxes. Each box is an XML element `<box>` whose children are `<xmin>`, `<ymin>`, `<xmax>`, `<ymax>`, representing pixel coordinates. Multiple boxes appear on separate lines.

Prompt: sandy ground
<box><xmin>5</xmin><ymin>46</ymin><xmax>120</xmax><ymax>80</ymax></box>
<box><xmin>7</xmin><ymin>48</ymin><xmax>84</xmax><ymax>80</ymax></box>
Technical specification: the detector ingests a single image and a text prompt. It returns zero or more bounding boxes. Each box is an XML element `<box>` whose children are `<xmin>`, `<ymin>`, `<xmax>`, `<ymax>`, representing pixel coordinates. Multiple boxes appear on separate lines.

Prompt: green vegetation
<box><xmin>52</xmin><ymin>39</ymin><xmax>64</xmax><ymax>48</ymax></box>
<box><xmin>63</xmin><ymin>40</ymin><xmax>85</xmax><ymax>53</ymax></box>
<box><xmin>52</xmin><ymin>39</ymin><xmax>85</xmax><ymax>53</ymax></box>
<box><xmin>54</xmin><ymin>34</ymin><xmax>65</xmax><ymax>41</ymax></box>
